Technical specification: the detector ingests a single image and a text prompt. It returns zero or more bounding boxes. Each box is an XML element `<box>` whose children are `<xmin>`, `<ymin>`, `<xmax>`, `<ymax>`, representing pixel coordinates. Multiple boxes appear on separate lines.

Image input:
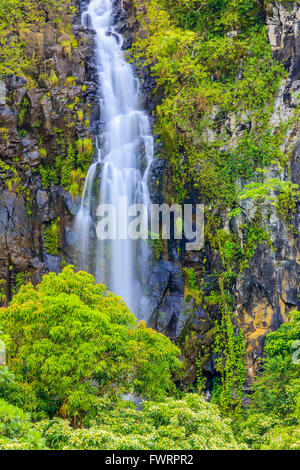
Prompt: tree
<box><xmin>36</xmin><ymin>394</ymin><xmax>245</xmax><ymax>450</ymax></box>
<box><xmin>251</xmin><ymin>310</ymin><xmax>300</xmax><ymax>420</ymax></box>
<box><xmin>0</xmin><ymin>266</ymin><xmax>181</xmax><ymax>423</ymax></box>
<box><xmin>233</xmin><ymin>311</ymin><xmax>300</xmax><ymax>450</ymax></box>
<box><xmin>0</xmin><ymin>399</ymin><xmax>46</xmax><ymax>450</ymax></box>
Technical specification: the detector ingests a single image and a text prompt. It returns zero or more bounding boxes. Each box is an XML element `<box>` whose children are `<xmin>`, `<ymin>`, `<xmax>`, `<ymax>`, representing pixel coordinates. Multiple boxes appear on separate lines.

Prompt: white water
<box><xmin>76</xmin><ymin>0</ymin><xmax>153</xmax><ymax>314</ymax></box>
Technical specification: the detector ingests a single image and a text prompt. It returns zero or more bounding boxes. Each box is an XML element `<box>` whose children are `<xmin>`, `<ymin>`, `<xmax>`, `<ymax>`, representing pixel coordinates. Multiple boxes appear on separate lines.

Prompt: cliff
<box><xmin>0</xmin><ymin>0</ymin><xmax>299</xmax><ymax>396</ymax></box>
<box><xmin>117</xmin><ymin>0</ymin><xmax>300</xmax><ymax>390</ymax></box>
<box><xmin>0</xmin><ymin>0</ymin><xmax>98</xmax><ymax>300</ymax></box>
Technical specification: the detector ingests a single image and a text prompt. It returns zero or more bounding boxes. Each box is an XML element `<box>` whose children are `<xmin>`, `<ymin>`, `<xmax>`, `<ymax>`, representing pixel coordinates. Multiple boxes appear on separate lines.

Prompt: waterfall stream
<box><xmin>76</xmin><ymin>0</ymin><xmax>154</xmax><ymax>316</ymax></box>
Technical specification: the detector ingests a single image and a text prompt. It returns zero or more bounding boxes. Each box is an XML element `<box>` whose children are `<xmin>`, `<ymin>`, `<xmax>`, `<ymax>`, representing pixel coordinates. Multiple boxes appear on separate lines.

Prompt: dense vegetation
<box><xmin>131</xmin><ymin>0</ymin><xmax>299</xmax><ymax>416</ymax></box>
<box><xmin>0</xmin><ymin>268</ymin><xmax>299</xmax><ymax>449</ymax></box>
<box><xmin>35</xmin><ymin>395</ymin><xmax>243</xmax><ymax>450</ymax></box>
<box><xmin>0</xmin><ymin>0</ymin><xmax>299</xmax><ymax>451</ymax></box>
<box><xmin>132</xmin><ymin>0</ymin><xmax>289</xmax><ymax>206</ymax></box>
<box><xmin>233</xmin><ymin>311</ymin><xmax>300</xmax><ymax>450</ymax></box>
<box><xmin>0</xmin><ymin>0</ymin><xmax>76</xmax><ymax>80</ymax></box>
<box><xmin>0</xmin><ymin>267</ymin><xmax>180</xmax><ymax>423</ymax></box>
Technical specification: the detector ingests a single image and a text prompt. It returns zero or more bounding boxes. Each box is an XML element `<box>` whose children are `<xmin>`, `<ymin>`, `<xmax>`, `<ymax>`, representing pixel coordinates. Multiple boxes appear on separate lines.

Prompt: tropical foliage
<box><xmin>0</xmin><ymin>0</ymin><xmax>299</xmax><ymax>452</ymax></box>
<box><xmin>0</xmin><ymin>267</ymin><xmax>180</xmax><ymax>423</ymax></box>
<box><xmin>233</xmin><ymin>311</ymin><xmax>300</xmax><ymax>450</ymax></box>
<box><xmin>36</xmin><ymin>394</ymin><xmax>244</xmax><ymax>450</ymax></box>
<box><xmin>0</xmin><ymin>269</ymin><xmax>299</xmax><ymax>450</ymax></box>
<box><xmin>0</xmin><ymin>0</ymin><xmax>76</xmax><ymax>79</ymax></box>
<box><xmin>0</xmin><ymin>399</ymin><xmax>46</xmax><ymax>450</ymax></box>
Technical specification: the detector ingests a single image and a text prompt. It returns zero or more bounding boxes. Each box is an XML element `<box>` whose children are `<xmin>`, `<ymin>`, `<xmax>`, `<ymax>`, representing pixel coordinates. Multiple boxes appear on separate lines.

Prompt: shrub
<box><xmin>233</xmin><ymin>311</ymin><xmax>300</xmax><ymax>449</ymax></box>
<box><xmin>0</xmin><ymin>267</ymin><xmax>181</xmax><ymax>423</ymax></box>
<box><xmin>0</xmin><ymin>399</ymin><xmax>46</xmax><ymax>450</ymax></box>
<box><xmin>37</xmin><ymin>394</ymin><xmax>245</xmax><ymax>450</ymax></box>
<box><xmin>251</xmin><ymin>311</ymin><xmax>300</xmax><ymax>420</ymax></box>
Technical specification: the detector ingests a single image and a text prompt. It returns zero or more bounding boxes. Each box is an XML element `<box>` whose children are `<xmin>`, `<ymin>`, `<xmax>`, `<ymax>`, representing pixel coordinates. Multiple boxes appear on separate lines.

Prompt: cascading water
<box><xmin>76</xmin><ymin>0</ymin><xmax>153</xmax><ymax>316</ymax></box>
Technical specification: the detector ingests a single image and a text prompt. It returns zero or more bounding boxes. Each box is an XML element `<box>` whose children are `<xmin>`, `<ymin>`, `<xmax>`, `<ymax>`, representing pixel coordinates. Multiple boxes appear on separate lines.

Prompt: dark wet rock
<box><xmin>43</xmin><ymin>251</ymin><xmax>61</xmax><ymax>274</ymax></box>
<box><xmin>0</xmin><ymin>0</ymin><xmax>98</xmax><ymax>302</ymax></box>
<box><xmin>147</xmin><ymin>158</ymin><xmax>166</xmax><ymax>205</ymax></box>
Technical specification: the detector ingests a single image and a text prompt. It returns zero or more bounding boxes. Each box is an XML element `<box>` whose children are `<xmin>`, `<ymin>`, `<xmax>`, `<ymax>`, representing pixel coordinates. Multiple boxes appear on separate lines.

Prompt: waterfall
<box><xmin>76</xmin><ymin>0</ymin><xmax>153</xmax><ymax>316</ymax></box>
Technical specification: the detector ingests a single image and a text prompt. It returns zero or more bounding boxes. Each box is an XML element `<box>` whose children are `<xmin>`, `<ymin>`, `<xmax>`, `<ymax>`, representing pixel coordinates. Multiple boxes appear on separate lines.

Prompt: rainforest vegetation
<box><xmin>0</xmin><ymin>0</ymin><xmax>299</xmax><ymax>452</ymax></box>
<box><xmin>0</xmin><ymin>267</ymin><xmax>299</xmax><ymax>450</ymax></box>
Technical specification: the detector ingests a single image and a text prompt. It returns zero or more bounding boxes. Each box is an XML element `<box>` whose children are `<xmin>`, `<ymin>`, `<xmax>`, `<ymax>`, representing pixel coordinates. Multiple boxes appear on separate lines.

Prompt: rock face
<box><xmin>0</xmin><ymin>0</ymin><xmax>98</xmax><ymax>301</ymax></box>
<box><xmin>266</xmin><ymin>0</ymin><xmax>300</xmax><ymax>102</ymax></box>
<box><xmin>116</xmin><ymin>0</ymin><xmax>300</xmax><ymax>388</ymax></box>
<box><xmin>232</xmin><ymin>0</ymin><xmax>300</xmax><ymax>381</ymax></box>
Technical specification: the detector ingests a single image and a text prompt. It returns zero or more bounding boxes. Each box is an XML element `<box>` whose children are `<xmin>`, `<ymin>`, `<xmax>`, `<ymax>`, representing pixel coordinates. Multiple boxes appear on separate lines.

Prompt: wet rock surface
<box><xmin>0</xmin><ymin>0</ymin><xmax>98</xmax><ymax>300</ymax></box>
<box><xmin>0</xmin><ymin>0</ymin><xmax>299</xmax><ymax>390</ymax></box>
<box><xmin>118</xmin><ymin>0</ymin><xmax>300</xmax><ymax>387</ymax></box>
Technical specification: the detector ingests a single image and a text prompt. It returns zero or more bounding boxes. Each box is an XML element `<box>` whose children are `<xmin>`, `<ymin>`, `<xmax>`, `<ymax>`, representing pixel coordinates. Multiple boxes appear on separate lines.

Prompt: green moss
<box><xmin>0</xmin><ymin>0</ymin><xmax>77</xmax><ymax>81</ymax></box>
<box><xmin>69</xmin><ymin>168</ymin><xmax>85</xmax><ymax>199</ymax></box>
<box><xmin>44</xmin><ymin>218</ymin><xmax>60</xmax><ymax>256</ymax></box>
<box><xmin>39</xmin><ymin>165</ymin><xmax>60</xmax><ymax>188</ymax></box>
<box><xmin>75</xmin><ymin>138</ymin><xmax>94</xmax><ymax>168</ymax></box>
<box><xmin>17</xmin><ymin>97</ymin><xmax>30</xmax><ymax>127</ymax></box>
<box><xmin>12</xmin><ymin>272</ymin><xmax>31</xmax><ymax>296</ymax></box>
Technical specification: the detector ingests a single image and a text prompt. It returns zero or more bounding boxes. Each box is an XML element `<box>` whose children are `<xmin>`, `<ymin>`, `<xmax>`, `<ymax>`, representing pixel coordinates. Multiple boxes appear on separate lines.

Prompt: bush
<box><xmin>36</xmin><ymin>394</ymin><xmax>245</xmax><ymax>450</ymax></box>
<box><xmin>0</xmin><ymin>266</ymin><xmax>181</xmax><ymax>423</ymax></box>
<box><xmin>251</xmin><ymin>311</ymin><xmax>300</xmax><ymax>420</ymax></box>
<box><xmin>261</xmin><ymin>425</ymin><xmax>300</xmax><ymax>450</ymax></box>
<box><xmin>0</xmin><ymin>399</ymin><xmax>46</xmax><ymax>450</ymax></box>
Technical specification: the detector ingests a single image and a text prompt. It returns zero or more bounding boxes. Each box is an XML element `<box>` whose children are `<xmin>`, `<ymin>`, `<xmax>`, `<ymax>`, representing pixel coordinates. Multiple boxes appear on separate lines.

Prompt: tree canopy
<box><xmin>36</xmin><ymin>394</ymin><xmax>244</xmax><ymax>450</ymax></box>
<box><xmin>0</xmin><ymin>266</ymin><xmax>181</xmax><ymax>423</ymax></box>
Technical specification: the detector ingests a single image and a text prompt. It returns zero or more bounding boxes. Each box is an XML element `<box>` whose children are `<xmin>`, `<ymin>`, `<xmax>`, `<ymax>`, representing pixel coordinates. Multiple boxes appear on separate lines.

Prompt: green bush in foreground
<box><xmin>0</xmin><ymin>266</ymin><xmax>181</xmax><ymax>424</ymax></box>
<box><xmin>0</xmin><ymin>399</ymin><xmax>46</xmax><ymax>450</ymax></box>
<box><xmin>36</xmin><ymin>394</ymin><xmax>245</xmax><ymax>450</ymax></box>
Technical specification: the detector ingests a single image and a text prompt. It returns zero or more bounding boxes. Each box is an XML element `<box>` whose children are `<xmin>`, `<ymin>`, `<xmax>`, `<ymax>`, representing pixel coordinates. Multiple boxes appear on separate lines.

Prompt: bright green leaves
<box><xmin>40</xmin><ymin>139</ymin><xmax>94</xmax><ymax>197</ymax></box>
<box><xmin>0</xmin><ymin>266</ymin><xmax>181</xmax><ymax>423</ymax></box>
<box><xmin>0</xmin><ymin>399</ymin><xmax>46</xmax><ymax>450</ymax></box>
<box><xmin>131</xmin><ymin>0</ymin><xmax>286</xmax><ymax>206</ymax></box>
<box><xmin>238</xmin><ymin>177</ymin><xmax>299</xmax><ymax>230</ymax></box>
<box><xmin>0</xmin><ymin>0</ymin><xmax>76</xmax><ymax>80</ymax></box>
<box><xmin>37</xmin><ymin>394</ymin><xmax>244</xmax><ymax>450</ymax></box>
<box><xmin>213</xmin><ymin>307</ymin><xmax>246</xmax><ymax>414</ymax></box>
<box><xmin>44</xmin><ymin>217</ymin><xmax>60</xmax><ymax>256</ymax></box>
